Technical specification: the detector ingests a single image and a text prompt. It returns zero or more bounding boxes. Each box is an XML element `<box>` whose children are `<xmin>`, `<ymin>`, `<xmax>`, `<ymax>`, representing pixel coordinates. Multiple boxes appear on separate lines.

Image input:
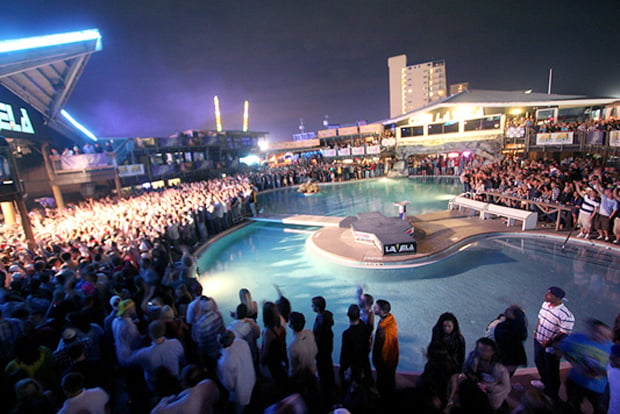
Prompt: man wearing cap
<box><xmin>112</xmin><ymin>298</ymin><xmax>148</xmax><ymax>413</ymax></box>
<box><xmin>532</xmin><ymin>286</ymin><xmax>575</xmax><ymax>401</ymax></box>
<box><xmin>112</xmin><ymin>299</ymin><xmax>142</xmax><ymax>365</ymax></box>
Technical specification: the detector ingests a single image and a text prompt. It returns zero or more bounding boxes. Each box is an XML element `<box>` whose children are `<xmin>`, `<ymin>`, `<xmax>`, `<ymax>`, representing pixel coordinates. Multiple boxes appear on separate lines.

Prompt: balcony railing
<box><xmin>50</xmin><ymin>153</ymin><xmax>116</xmax><ymax>173</ymax></box>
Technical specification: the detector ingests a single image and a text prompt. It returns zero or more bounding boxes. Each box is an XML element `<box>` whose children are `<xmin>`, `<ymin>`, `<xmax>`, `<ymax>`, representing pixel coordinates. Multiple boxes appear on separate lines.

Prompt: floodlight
<box><xmin>0</xmin><ymin>29</ymin><xmax>102</xmax><ymax>53</ymax></box>
<box><xmin>60</xmin><ymin>110</ymin><xmax>97</xmax><ymax>141</ymax></box>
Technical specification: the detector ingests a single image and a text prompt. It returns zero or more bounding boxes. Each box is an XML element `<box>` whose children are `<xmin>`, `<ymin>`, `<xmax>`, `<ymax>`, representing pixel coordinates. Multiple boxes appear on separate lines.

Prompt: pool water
<box><xmin>197</xmin><ymin>178</ymin><xmax>620</xmax><ymax>373</ymax></box>
<box><xmin>256</xmin><ymin>176</ymin><xmax>462</xmax><ymax>217</ymax></box>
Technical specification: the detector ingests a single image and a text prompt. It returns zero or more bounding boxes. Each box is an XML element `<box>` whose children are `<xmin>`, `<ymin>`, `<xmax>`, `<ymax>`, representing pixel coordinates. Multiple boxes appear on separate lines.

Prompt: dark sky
<box><xmin>3</xmin><ymin>0</ymin><xmax>620</xmax><ymax>142</ymax></box>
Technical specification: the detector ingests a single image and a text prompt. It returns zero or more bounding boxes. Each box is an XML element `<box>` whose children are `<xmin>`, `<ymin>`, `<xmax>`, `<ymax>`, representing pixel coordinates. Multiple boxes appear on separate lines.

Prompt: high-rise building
<box><xmin>388</xmin><ymin>54</ymin><xmax>447</xmax><ymax>118</ymax></box>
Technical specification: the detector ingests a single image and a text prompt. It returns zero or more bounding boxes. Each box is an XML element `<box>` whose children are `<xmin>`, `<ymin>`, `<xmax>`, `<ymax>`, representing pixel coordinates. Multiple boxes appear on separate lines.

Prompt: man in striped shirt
<box><xmin>576</xmin><ymin>183</ymin><xmax>600</xmax><ymax>239</ymax></box>
<box><xmin>532</xmin><ymin>286</ymin><xmax>575</xmax><ymax>401</ymax></box>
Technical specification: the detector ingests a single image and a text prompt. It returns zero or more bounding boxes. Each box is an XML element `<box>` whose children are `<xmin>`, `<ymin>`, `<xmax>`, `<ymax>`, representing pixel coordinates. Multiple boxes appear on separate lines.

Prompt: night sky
<box><xmin>3</xmin><ymin>1</ymin><xmax>619</xmax><ymax>143</ymax></box>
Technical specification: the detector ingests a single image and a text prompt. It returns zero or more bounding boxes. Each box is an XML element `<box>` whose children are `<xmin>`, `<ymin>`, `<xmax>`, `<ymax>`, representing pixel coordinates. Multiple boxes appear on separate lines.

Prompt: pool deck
<box><xmin>252</xmin><ymin>210</ymin><xmax>620</xmax><ymax>267</ymax></box>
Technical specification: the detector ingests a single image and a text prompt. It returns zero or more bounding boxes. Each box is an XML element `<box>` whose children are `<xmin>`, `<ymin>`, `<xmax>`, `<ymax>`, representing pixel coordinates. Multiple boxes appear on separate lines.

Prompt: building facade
<box><xmin>388</xmin><ymin>54</ymin><xmax>447</xmax><ymax>118</ymax></box>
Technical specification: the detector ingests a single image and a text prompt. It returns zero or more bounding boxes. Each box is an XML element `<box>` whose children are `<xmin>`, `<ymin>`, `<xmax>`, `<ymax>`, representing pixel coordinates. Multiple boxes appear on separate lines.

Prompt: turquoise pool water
<box><xmin>197</xmin><ymin>178</ymin><xmax>620</xmax><ymax>373</ymax></box>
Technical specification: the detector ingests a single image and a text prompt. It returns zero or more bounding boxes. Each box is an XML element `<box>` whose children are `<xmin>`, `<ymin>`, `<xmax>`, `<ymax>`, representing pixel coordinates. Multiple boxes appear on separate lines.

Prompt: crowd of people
<box><xmin>408</xmin><ymin>155</ymin><xmax>467</xmax><ymax>177</ymax></box>
<box><xmin>460</xmin><ymin>156</ymin><xmax>620</xmax><ymax>243</ymax></box>
<box><xmin>50</xmin><ymin>141</ymin><xmax>115</xmax><ymax>157</ymax></box>
<box><xmin>506</xmin><ymin>116</ymin><xmax>620</xmax><ymax>134</ymax></box>
<box><xmin>0</xmin><ymin>155</ymin><xmax>619</xmax><ymax>413</ymax></box>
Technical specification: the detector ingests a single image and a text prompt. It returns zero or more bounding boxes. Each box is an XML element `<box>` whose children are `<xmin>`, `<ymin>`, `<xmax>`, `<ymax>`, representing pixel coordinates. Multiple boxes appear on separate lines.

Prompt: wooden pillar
<box><xmin>14</xmin><ymin>196</ymin><xmax>36</xmax><ymax>251</ymax></box>
<box><xmin>111</xmin><ymin>152</ymin><xmax>122</xmax><ymax>196</ymax></box>
<box><xmin>1</xmin><ymin>201</ymin><xmax>17</xmax><ymax>225</ymax></box>
<box><xmin>51</xmin><ymin>184</ymin><xmax>65</xmax><ymax>211</ymax></box>
<box><xmin>41</xmin><ymin>143</ymin><xmax>65</xmax><ymax>211</ymax></box>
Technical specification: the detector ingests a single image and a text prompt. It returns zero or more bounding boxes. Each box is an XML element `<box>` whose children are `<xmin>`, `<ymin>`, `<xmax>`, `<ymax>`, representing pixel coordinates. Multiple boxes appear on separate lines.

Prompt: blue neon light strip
<box><xmin>0</xmin><ymin>29</ymin><xmax>102</xmax><ymax>54</ymax></box>
<box><xmin>61</xmin><ymin>110</ymin><xmax>98</xmax><ymax>141</ymax></box>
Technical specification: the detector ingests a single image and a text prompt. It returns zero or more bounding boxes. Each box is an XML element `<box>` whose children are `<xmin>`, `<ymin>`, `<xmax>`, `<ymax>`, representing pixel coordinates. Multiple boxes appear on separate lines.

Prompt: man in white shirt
<box><xmin>57</xmin><ymin>372</ymin><xmax>109</xmax><ymax>414</ymax></box>
<box><xmin>130</xmin><ymin>320</ymin><xmax>185</xmax><ymax>390</ymax></box>
<box><xmin>532</xmin><ymin>286</ymin><xmax>575</xmax><ymax>401</ymax></box>
<box><xmin>228</xmin><ymin>303</ymin><xmax>260</xmax><ymax>369</ymax></box>
<box><xmin>217</xmin><ymin>330</ymin><xmax>256</xmax><ymax>413</ymax></box>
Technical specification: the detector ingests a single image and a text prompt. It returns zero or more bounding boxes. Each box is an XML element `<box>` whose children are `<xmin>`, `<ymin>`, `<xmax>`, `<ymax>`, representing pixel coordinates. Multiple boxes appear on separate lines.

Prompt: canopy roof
<box><xmin>0</xmin><ymin>29</ymin><xmax>102</xmax><ymax>143</ymax></box>
<box><xmin>384</xmin><ymin>88</ymin><xmax>619</xmax><ymax>124</ymax></box>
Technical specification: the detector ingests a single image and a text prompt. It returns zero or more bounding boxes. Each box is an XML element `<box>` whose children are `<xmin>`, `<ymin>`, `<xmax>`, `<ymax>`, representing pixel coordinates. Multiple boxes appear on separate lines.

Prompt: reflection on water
<box><xmin>257</xmin><ymin>177</ymin><xmax>462</xmax><ymax>217</ymax></box>
<box><xmin>197</xmin><ymin>179</ymin><xmax>620</xmax><ymax>372</ymax></box>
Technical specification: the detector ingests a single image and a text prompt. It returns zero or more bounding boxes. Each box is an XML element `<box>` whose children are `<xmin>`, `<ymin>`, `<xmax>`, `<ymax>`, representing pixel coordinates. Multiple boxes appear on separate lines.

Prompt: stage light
<box><xmin>60</xmin><ymin>110</ymin><xmax>97</xmax><ymax>141</ymax></box>
<box><xmin>242</xmin><ymin>100</ymin><xmax>249</xmax><ymax>132</ymax></box>
<box><xmin>214</xmin><ymin>96</ymin><xmax>222</xmax><ymax>132</ymax></box>
<box><xmin>0</xmin><ymin>29</ymin><xmax>102</xmax><ymax>53</ymax></box>
<box><xmin>258</xmin><ymin>139</ymin><xmax>268</xmax><ymax>151</ymax></box>
<box><xmin>240</xmin><ymin>155</ymin><xmax>260</xmax><ymax>166</ymax></box>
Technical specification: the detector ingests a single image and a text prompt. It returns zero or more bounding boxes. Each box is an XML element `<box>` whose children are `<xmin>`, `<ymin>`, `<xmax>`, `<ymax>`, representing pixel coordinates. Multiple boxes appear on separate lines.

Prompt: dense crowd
<box><xmin>0</xmin><ymin>158</ymin><xmax>619</xmax><ymax>413</ymax></box>
<box><xmin>460</xmin><ymin>156</ymin><xmax>620</xmax><ymax>242</ymax></box>
<box><xmin>506</xmin><ymin>116</ymin><xmax>620</xmax><ymax>133</ymax></box>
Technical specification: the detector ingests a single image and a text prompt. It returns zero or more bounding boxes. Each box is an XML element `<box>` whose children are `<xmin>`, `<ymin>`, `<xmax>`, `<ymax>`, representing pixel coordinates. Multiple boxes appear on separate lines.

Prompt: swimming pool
<box><xmin>197</xmin><ymin>178</ymin><xmax>620</xmax><ymax>372</ymax></box>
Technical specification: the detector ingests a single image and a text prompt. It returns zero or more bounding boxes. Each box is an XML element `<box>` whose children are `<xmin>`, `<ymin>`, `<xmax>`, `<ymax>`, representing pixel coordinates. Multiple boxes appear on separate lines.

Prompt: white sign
<box><xmin>366</xmin><ymin>145</ymin><xmax>380</xmax><ymax>154</ymax></box>
<box><xmin>0</xmin><ymin>102</ymin><xmax>34</xmax><ymax>134</ymax></box>
<box><xmin>323</xmin><ymin>149</ymin><xmax>336</xmax><ymax>157</ymax></box>
<box><xmin>610</xmin><ymin>130</ymin><xmax>620</xmax><ymax>147</ymax></box>
<box><xmin>536</xmin><ymin>132</ymin><xmax>573</xmax><ymax>146</ymax></box>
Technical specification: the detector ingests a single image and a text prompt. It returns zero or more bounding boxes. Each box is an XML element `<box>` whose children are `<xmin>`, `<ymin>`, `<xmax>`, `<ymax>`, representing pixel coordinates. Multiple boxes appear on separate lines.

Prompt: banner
<box><xmin>338</xmin><ymin>126</ymin><xmax>359</xmax><ymax>136</ymax></box>
<box><xmin>268</xmin><ymin>139</ymin><xmax>320</xmax><ymax>150</ymax></box>
<box><xmin>587</xmin><ymin>130</ymin><xmax>604</xmax><ymax>145</ymax></box>
<box><xmin>292</xmin><ymin>132</ymin><xmax>316</xmax><ymax>140</ymax></box>
<box><xmin>318</xmin><ymin>129</ymin><xmax>337</xmax><ymax>138</ymax></box>
<box><xmin>366</xmin><ymin>145</ymin><xmax>380</xmax><ymax>154</ymax></box>
<box><xmin>505</xmin><ymin>126</ymin><xmax>525</xmax><ymax>138</ymax></box>
<box><xmin>337</xmin><ymin>148</ymin><xmax>351</xmax><ymax>156</ymax></box>
<box><xmin>611</xmin><ymin>130</ymin><xmax>620</xmax><ymax>147</ymax></box>
<box><xmin>359</xmin><ymin>123</ymin><xmax>383</xmax><ymax>134</ymax></box>
<box><xmin>351</xmin><ymin>146</ymin><xmax>365</xmax><ymax>155</ymax></box>
<box><xmin>118</xmin><ymin>164</ymin><xmax>145</xmax><ymax>177</ymax></box>
<box><xmin>59</xmin><ymin>153</ymin><xmax>111</xmax><ymax>170</ymax></box>
<box><xmin>535</xmin><ymin>132</ymin><xmax>573</xmax><ymax>145</ymax></box>
<box><xmin>322</xmin><ymin>148</ymin><xmax>337</xmax><ymax>157</ymax></box>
